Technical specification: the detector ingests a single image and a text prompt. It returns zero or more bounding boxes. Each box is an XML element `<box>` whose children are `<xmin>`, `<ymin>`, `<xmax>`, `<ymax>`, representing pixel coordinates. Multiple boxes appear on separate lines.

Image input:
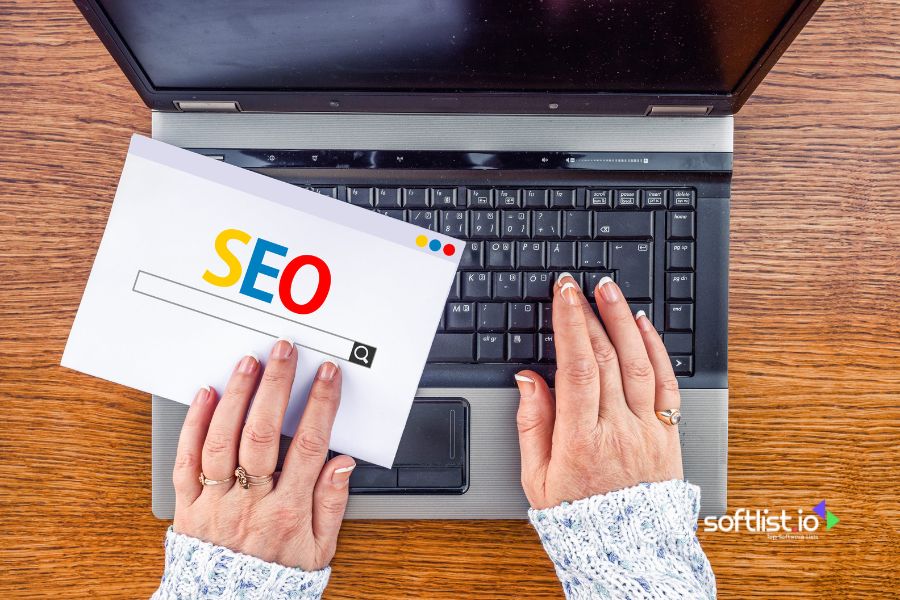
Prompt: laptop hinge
<box><xmin>646</xmin><ymin>105</ymin><xmax>712</xmax><ymax>117</ymax></box>
<box><xmin>173</xmin><ymin>101</ymin><xmax>242</xmax><ymax>113</ymax></box>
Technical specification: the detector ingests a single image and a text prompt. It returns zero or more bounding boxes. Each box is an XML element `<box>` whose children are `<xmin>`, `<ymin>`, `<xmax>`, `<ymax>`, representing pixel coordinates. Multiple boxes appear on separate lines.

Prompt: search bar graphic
<box><xmin>132</xmin><ymin>270</ymin><xmax>376</xmax><ymax>368</ymax></box>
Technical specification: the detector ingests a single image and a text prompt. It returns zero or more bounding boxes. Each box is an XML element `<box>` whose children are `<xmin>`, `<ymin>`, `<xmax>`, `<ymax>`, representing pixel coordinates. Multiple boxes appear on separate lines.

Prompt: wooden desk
<box><xmin>1</xmin><ymin>1</ymin><xmax>897</xmax><ymax>597</ymax></box>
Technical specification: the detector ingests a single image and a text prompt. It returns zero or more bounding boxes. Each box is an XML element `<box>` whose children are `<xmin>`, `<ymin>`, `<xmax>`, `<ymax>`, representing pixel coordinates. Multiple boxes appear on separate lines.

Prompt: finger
<box><xmin>173</xmin><ymin>386</ymin><xmax>217</xmax><ymax>506</ymax></box>
<box><xmin>311</xmin><ymin>454</ymin><xmax>356</xmax><ymax>554</ymax></box>
<box><xmin>201</xmin><ymin>353</ymin><xmax>259</xmax><ymax>494</ymax></box>
<box><xmin>551</xmin><ymin>273</ymin><xmax>601</xmax><ymax>430</ymax></box>
<box><xmin>238</xmin><ymin>338</ymin><xmax>298</xmax><ymax>493</ymax></box>
<box><xmin>593</xmin><ymin>277</ymin><xmax>655</xmax><ymax>417</ymax></box>
<box><xmin>279</xmin><ymin>361</ymin><xmax>341</xmax><ymax>496</ymax></box>
<box><xmin>514</xmin><ymin>371</ymin><xmax>554</xmax><ymax>506</ymax></box>
<box><xmin>635</xmin><ymin>312</ymin><xmax>682</xmax><ymax>419</ymax></box>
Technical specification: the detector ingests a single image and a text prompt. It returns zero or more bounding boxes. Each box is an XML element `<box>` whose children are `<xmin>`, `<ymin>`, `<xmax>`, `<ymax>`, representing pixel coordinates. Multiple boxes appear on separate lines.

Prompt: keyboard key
<box><xmin>628</xmin><ymin>302</ymin><xmax>652</xmax><ymax>321</ymax></box>
<box><xmin>563</xmin><ymin>211</ymin><xmax>591</xmax><ymax>239</ymax></box>
<box><xmin>429</xmin><ymin>334</ymin><xmax>474</xmax><ymax>362</ymax></box>
<box><xmin>492</xmin><ymin>272</ymin><xmax>522</xmax><ymax>299</ymax></box>
<box><xmin>610</xmin><ymin>242</ymin><xmax>653</xmax><ymax>300</ymax></box>
<box><xmin>502</xmin><ymin>210</ymin><xmax>530</xmax><ymax>238</ymax></box>
<box><xmin>509</xmin><ymin>303</ymin><xmax>537</xmax><ymax>331</ymax></box>
<box><xmin>470</xmin><ymin>211</ymin><xmax>500</xmax><ymax>239</ymax></box>
<box><xmin>376</xmin><ymin>188</ymin><xmax>402</xmax><ymax>207</ymax></box>
<box><xmin>347</xmin><ymin>187</ymin><xmax>374</xmax><ymax>207</ymax></box>
<box><xmin>586</xmin><ymin>189</ymin><xmax>612</xmax><ymax>209</ymax></box>
<box><xmin>667</xmin><ymin>212</ymin><xmax>695</xmax><ymax>239</ymax></box>
<box><xmin>408</xmin><ymin>210</ymin><xmax>437</xmax><ymax>231</ymax></box>
<box><xmin>670</xmin><ymin>189</ymin><xmax>696</xmax><ymax>209</ymax></box>
<box><xmin>556</xmin><ymin>271</ymin><xmax>583</xmax><ymax>288</ymax></box>
<box><xmin>664</xmin><ymin>333</ymin><xmax>693</xmax><ymax>354</ymax></box>
<box><xmin>550</xmin><ymin>189</ymin><xmax>577</xmax><ymax>208</ymax></box>
<box><xmin>579</xmin><ymin>241</ymin><xmax>607</xmax><ymax>268</ymax></box>
<box><xmin>440</xmin><ymin>210</ymin><xmax>467</xmax><ymax>237</ymax></box>
<box><xmin>540</xmin><ymin>303</ymin><xmax>553</xmax><ymax>331</ymax></box>
<box><xmin>667</xmin><ymin>242</ymin><xmax>695</xmax><ymax>270</ymax></box>
<box><xmin>594</xmin><ymin>212</ymin><xmax>654</xmax><ymax>239</ymax></box>
<box><xmin>614</xmin><ymin>189</ymin><xmax>639</xmax><ymax>208</ymax></box>
<box><xmin>496</xmin><ymin>189</ymin><xmax>521</xmax><ymax>208</ymax></box>
<box><xmin>533</xmin><ymin>211</ymin><xmax>562</xmax><ymax>239</ymax></box>
<box><xmin>539</xmin><ymin>333</ymin><xmax>556</xmax><ymax>362</ymax></box>
<box><xmin>670</xmin><ymin>354</ymin><xmax>693</xmax><ymax>376</ymax></box>
<box><xmin>517</xmin><ymin>242</ymin><xmax>545</xmax><ymax>268</ymax></box>
<box><xmin>462</xmin><ymin>272</ymin><xmax>491</xmax><ymax>299</ymax></box>
<box><xmin>643</xmin><ymin>189</ymin><xmax>666</xmax><ymax>209</ymax></box>
<box><xmin>459</xmin><ymin>241</ymin><xmax>484</xmax><ymax>269</ymax></box>
<box><xmin>467</xmin><ymin>188</ymin><xmax>493</xmax><ymax>208</ymax></box>
<box><xmin>548</xmin><ymin>242</ymin><xmax>577</xmax><ymax>269</ymax></box>
<box><xmin>478</xmin><ymin>303</ymin><xmax>507</xmax><ymax>332</ymax></box>
<box><xmin>403</xmin><ymin>188</ymin><xmax>430</xmax><ymax>208</ymax></box>
<box><xmin>477</xmin><ymin>333</ymin><xmax>505</xmax><ymax>362</ymax></box>
<box><xmin>666</xmin><ymin>273</ymin><xmax>694</xmax><ymax>300</ymax></box>
<box><xmin>666</xmin><ymin>303</ymin><xmax>694</xmax><ymax>331</ymax></box>
<box><xmin>377</xmin><ymin>209</ymin><xmax>405</xmax><ymax>220</ymax></box>
<box><xmin>310</xmin><ymin>186</ymin><xmax>337</xmax><ymax>198</ymax></box>
<box><xmin>507</xmin><ymin>333</ymin><xmax>536</xmax><ymax>361</ymax></box>
<box><xmin>524</xmin><ymin>272</ymin><xmax>553</xmax><ymax>300</ymax></box>
<box><xmin>447</xmin><ymin>272</ymin><xmax>460</xmax><ymax>300</ymax></box>
<box><xmin>486</xmin><ymin>241</ymin><xmax>515</xmax><ymax>268</ymax></box>
<box><xmin>523</xmin><ymin>189</ymin><xmax>548</xmax><ymax>208</ymax></box>
<box><xmin>445</xmin><ymin>302</ymin><xmax>476</xmax><ymax>331</ymax></box>
<box><xmin>583</xmin><ymin>271</ymin><xmax>615</xmax><ymax>293</ymax></box>
<box><xmin>433</xmin><ymin>188</ymin><xmax>458</xmax><ymax>207</ymax></box>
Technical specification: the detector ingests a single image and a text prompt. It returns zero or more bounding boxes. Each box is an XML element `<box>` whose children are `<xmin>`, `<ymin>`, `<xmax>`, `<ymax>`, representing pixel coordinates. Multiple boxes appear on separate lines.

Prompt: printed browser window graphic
<box><xmin>132</xmin><ymin>270</ymin><xmax>376</xmax><ymax>367</ymax></box>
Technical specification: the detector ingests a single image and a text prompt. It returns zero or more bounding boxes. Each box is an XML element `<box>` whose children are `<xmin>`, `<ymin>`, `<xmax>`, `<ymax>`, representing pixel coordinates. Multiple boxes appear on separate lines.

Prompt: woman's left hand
<box><xmin>171</xmin><ymin>338</ymin><xmax>356</xmax><ymax>571</ymax></box>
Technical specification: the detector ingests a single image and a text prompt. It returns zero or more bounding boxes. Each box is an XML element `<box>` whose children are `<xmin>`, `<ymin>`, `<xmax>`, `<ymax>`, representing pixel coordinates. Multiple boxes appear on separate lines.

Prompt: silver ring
<box><xmin>199</xmin><ymin>472</ymin><xmax>234</xmax><ymax>486</ymax></box>
<box><xmin>235</xmin><ymin>465</ymin><xmax>274</xmax><ymax>489</ymax></box>
<box><xmin>656</xmin><ymin>409</ymin><xmax>682</xmax><ymax>426</ymax></box>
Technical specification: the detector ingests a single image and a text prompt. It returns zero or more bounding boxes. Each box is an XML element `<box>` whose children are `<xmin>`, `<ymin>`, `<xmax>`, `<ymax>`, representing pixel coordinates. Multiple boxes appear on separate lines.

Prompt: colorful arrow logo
<box><xmin>813</xmin><ymin>500</ymin><xmax>840</xmax><ymax>530</ymax></box>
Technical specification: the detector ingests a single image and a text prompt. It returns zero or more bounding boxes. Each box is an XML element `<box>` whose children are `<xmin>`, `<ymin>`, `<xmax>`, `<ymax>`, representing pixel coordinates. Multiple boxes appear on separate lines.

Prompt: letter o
<box><xmin>278</xmin><ymin>255</ymin><xmax>331</xmax><ymax>314</ymax></box>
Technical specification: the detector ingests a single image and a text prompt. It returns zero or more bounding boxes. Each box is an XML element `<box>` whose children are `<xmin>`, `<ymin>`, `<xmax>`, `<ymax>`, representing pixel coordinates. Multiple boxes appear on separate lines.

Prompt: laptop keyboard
<box><xmin>299</xmin><ymin>184</ymin><xmax>696</xmax><ymax>377</ymax></box>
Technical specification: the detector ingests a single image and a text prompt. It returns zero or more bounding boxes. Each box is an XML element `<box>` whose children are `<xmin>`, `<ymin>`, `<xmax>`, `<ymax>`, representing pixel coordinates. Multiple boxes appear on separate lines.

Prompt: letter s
<box><xmin>703</xmin><ymin>516</ymin><xmax>718</xmax><ymax>533</ymax></box>
<box><xmin>202</xmin><ymin>228</ymin><xmax>251</xmax><ymax>287</ymax></box>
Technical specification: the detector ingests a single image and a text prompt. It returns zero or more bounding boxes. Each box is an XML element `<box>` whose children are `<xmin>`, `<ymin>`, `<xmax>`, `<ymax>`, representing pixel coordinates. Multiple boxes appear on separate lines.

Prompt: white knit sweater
<box><xmin>152</xmin><ymin>480</ymin><xmax>715</xmax><ymax>599</ymax></box>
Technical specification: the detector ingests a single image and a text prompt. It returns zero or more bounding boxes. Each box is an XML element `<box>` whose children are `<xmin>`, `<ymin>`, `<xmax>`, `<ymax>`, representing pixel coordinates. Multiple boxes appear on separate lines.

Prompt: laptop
<box><xmin>75</xmin><ymin>0</ymin><xmax>823</xmax><ymax>519</ymax></box>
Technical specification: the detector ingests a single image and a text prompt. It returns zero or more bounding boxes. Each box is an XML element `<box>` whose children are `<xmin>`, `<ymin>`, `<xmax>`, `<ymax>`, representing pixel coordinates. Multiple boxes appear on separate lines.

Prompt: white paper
<box><xmin>62</xmin><ymin>135</ymin><xmax>461</xmax><ymax>467</ymax></box>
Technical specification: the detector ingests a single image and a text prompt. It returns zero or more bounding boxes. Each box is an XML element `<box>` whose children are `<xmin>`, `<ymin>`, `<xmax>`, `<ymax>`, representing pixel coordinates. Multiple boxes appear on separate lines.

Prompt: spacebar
<box><xmin>428</xmin><ymin>334</ymin><xmax>475</xmax><ymax>362</ymax></box>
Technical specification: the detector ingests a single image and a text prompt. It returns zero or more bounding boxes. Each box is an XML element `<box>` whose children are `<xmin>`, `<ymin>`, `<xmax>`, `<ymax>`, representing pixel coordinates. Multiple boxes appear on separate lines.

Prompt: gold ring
<box><xmin>656</xmin><ymin>408</ymin><xmax>682</xmax><ymax>426</ymax></box>
<box><xmin>235</xmin><ymin>465</ymin><xmax>274</xmax><ymax>489</ymax></box>
<box><xmin>199</xmin><ymin>472</ymin><xmax>234</xmax><ymax>486</ymax></box>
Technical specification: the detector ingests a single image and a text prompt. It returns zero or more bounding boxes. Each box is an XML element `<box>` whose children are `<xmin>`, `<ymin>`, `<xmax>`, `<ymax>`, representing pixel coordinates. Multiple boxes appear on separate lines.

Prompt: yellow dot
<box><xmin>415</xmin><ymin>234</ymin><xmax>428</xmax><ymax>247</ymax></box>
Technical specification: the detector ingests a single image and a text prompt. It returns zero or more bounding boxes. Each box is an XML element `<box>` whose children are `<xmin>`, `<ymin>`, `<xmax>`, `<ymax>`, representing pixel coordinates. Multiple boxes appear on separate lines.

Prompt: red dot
<box><xmin>443</xmin><ymin>244</ymin><xmax>456</xmax><ymax>256</ymax></box>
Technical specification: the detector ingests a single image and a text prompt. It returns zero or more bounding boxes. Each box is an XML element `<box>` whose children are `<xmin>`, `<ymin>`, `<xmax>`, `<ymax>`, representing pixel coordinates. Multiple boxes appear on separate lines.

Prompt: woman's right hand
<box><xmin>514</xmin><ymin>274</ymin><xmax>684</xmax><ymax>509</ymax></box>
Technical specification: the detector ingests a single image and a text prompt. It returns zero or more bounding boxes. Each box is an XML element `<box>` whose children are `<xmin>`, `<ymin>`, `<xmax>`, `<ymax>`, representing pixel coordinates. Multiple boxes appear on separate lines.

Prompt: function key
<box><xmin>670</xmin><ymin>189</ymin><xmax>696</xmax><ymax>209</ymax></box>
<box><xmin>550</xmin><ymin>189</ymin><xmax>577</xmax><ymax>208</ymax></box>
<box><xmin>523</xmin><ymin>189</ymin><xmax>548</xmax><ymax>208</ymax></box>
<box><xmin>309</xmin><ymin>186</ymin><xmax>337</xmax><ymax>198</ymax></box>
<box><xmin>347</xmin><ymin>187</ymin><xmax>374</xmax><ymax>206</ymax></box>
<box><xmin>375</xmin><ymin>188</ymin><xmax>402</xmax><ymax>208</ymax></box>
<box><xmin>586</xmin><ymin>189</ymin><xmax>612</xmax><ymax>209</ymax></box>
<box><xmin>433</xmin><ymin>188</ymin><xmax>458</xmax><ymax>207</ymax></box>
<box><xmin>667</xmin><ymin>211</ymin><xmax>695</xmax><ymax>239</ymax></box>
<box><xmin>404</xmin><ymin>188</ymin><xmax>430</xmax><ymax>208</ymax></box>
<box><xmin>496</xmin><ymin>189</ymin><xmax>521</xmax><ymax>208</ymax></box>
<box><xmin>643</xmin><ymin>189</ymin><xmax>666</xmax><ymax>209</ymax></box>
<box><xmin>613</xmin><ymin>189</ymin><xmax>639</xmax><ymax>209</ymax></box>
<box><xmin>467</xmin><ymin>188</ymin><xmax>494</xmax><ymax>208</ymax></box>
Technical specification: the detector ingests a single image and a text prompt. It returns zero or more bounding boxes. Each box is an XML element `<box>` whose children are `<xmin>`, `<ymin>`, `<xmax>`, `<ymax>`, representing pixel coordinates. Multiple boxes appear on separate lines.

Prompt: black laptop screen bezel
<box><xmin>73</xmin><ymin>0</ymin><xmax>823</xmax><ymax>116</ymax></box>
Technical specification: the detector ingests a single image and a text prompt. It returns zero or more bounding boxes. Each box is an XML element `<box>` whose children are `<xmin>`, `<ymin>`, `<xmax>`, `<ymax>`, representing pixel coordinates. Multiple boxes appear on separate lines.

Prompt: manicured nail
<box><xmin>195</xmin><ymin>385</ymin><xmax>212</xmax><ymax>403</ymax></box>
<box><xmin>317</xmin><ymin>361</ymin><xmax>338</xmax><ymax>381</ymax></box>
<box><xmin>237</xmin><ymin>353</ymin><xmax>259</xmax><ymax>374</ymax></box>
<box><xmin>635</xmin><ymin>310</ymin><xmax>646</xmax><ymax>320</ymax></box>
<box><xmin>635</xmin><ymin>310</ymin><xmax>652</xmax><ymax>332</ymax></box>
<box><xmin>273</xmin><ymin>337</ymin><xmax>295</xmax><ymax>359</ymax></box>
<box><xmin>560</xmin><ymin>281</ymin><xmax>580</xmax><ymax>305</ymax></box>
<box><xmin>596</xmin><ymin>276</ymin><xmax>620</xmax><ymax>303</ymax></box>
<box><xmin>332</xmin><ymin>463</ymin><xmax>356</xmax><ymax>485</ymax></box>
<box><xmin>514</xmin><ymin>373</ymin><xmax>536</xmax><ymax>395</ymax></box>
<box><xmin>556</xmin><ymin>272</ymin><xmax>574</xmax><ymax>286</ymax></box>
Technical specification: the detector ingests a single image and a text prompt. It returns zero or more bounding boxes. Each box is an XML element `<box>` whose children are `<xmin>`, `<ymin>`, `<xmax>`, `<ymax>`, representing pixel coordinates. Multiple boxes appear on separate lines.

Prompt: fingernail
<box><xmin>317</xmin><ymin>361</ymin><xmax>338</xmax><ymax>381</ymax></box>
<box><xmin>556</xmin><ymin>272</ymin><xmax>574</xmax><ymax>286</ymax></box>
<box><xmin>560</xmin><ymin>281</ymin><xmax>580</xmax><ymax>305</ymax></box>
<box><xmin>273</xmin><ymin>337</ymin><xmax>295</xmax><ymax>359</ymax></box>
<box><xmin>635</xmin><ymin>310</ymin><xmax>652</xmax><ymax>332</ymax></box>
<box><xmin>596</xmin><ymin>276</ymin><xmax>620</xmax><ymax>303</ymax></box>
<box><xmin>195</xmin><ymin>385</ymin><xmax>212</xmax><ymax>403</ymax></box>
<box><xmin>332</xmin><ymin>463</ymin><xmax>356</xmax><ymax>485</ymax></box>
<box><xmin>237</xmin><ymin>353</ymin><xmax>259</xmax><ymax>374</ymax></box>
<box><xmin>514</xmin><ymin>373</ymin><xmax>535</xmax><ymax>395</ymax></box>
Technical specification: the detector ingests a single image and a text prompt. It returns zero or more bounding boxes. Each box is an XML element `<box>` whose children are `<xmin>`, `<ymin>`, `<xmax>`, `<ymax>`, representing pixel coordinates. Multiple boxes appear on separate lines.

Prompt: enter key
<box><xmin>609</xmin><ymin>242</ymin><xmax>654</xmax><ymax>300</ymax></box>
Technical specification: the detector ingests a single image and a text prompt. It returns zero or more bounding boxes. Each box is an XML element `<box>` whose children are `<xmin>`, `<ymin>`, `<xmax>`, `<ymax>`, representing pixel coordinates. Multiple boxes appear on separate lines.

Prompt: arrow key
<box><xmin>670</xmin><ymin>355</ymin><xmax>693</xmax><ymax>376</ymax></box>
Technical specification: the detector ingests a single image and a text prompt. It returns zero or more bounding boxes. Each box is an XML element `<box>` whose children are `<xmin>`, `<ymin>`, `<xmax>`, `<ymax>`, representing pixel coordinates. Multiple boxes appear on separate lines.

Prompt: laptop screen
<box><xmin>98</xmin><ymin>0</ymin><xmax>802</xmax><ymax>95</ymax></box>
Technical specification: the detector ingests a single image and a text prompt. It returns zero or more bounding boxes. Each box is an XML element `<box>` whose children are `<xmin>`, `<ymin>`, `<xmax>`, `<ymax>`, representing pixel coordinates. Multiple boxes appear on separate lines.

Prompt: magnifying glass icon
<box><xmin>349</xmin><ymin>342</ymin><xmax>375</xmax><ymax>368</ymax></box>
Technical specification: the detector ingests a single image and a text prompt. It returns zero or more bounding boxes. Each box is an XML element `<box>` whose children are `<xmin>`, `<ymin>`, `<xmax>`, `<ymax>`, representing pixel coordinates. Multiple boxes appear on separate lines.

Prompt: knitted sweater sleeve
<box><xmin>528</xmin><ymin>479</ymin><xmax>716</xmax><ymax>599</ymax></box>
<box><xmin>150</xmin><ymin>528</ymin><xmax>330</xmax><ymax>600</ymax></box>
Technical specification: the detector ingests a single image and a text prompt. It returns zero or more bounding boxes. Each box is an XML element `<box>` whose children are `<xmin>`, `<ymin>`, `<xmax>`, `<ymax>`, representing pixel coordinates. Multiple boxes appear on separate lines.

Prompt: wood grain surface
<box><xmin>1</xmin><ymin>1</ymin><xmax>898</xmax><ymax>597</ymax></box>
